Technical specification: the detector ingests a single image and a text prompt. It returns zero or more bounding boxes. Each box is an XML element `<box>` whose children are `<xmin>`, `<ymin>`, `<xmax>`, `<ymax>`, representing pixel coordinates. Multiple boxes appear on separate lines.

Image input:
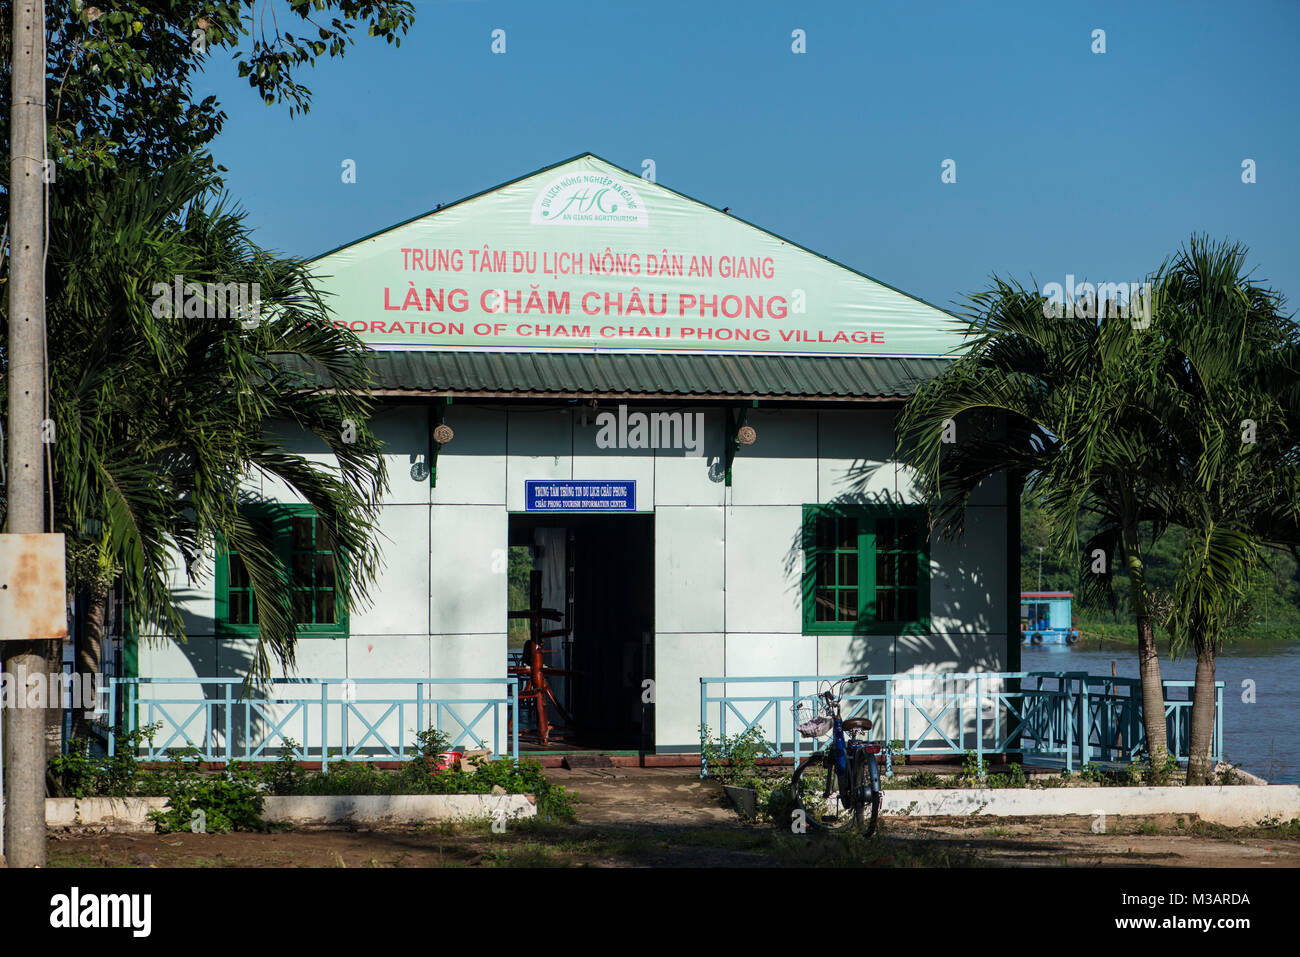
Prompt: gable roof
<box><xmin>308</xmin><ymin>153</ymin><xmax>967</xmax><ymax>359</ymax></box>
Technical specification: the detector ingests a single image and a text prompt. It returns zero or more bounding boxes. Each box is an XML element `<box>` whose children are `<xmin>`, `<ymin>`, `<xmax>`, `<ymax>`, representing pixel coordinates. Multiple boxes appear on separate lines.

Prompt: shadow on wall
<box><xmin>144</xmin><ymin>630</ymin><xmax>276</xmax><ymax>757</ymax></box>
<box><xmin>765</xmin><ymin>464</ymin><xmax>1010</xmax><ymax>752</ymax></box>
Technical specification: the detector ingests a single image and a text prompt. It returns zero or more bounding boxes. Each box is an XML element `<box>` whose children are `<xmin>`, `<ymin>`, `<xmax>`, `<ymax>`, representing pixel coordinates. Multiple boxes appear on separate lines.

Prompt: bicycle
<box><xmin>790</xmin><ymin>675</ymin><xmax>883</xmax><ymax>835</ymax></box>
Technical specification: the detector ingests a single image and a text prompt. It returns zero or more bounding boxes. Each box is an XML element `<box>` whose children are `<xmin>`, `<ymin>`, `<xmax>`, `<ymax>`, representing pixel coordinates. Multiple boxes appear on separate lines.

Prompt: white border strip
<box><xmin>883</xmin><ymin>785</ymin><xmax>1300</xmax><ymax>827</ymax></box>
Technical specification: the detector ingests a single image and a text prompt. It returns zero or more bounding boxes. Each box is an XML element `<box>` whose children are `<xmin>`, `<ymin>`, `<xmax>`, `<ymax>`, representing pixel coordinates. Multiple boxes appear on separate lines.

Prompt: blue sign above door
<box><xmin>525</xmin><ymin>480</ymin><xmax>636</xmax><ymax>512</ymax></box>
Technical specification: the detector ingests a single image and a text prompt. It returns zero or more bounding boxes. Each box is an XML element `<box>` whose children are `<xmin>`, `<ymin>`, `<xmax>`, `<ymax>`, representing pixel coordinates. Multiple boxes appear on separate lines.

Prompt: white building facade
<box><xmin>132</xmin><ymin>155</ymin><xmax>1018</xmax><ymax>757</ymax></box>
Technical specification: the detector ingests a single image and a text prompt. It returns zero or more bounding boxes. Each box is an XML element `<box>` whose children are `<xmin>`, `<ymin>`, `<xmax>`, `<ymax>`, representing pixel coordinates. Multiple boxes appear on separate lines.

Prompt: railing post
<box><xmin>699</xmin><ymin>678</ymin><xmax>708</xmax><ymax>780</ymax></box>
<box><xmin>792</xmin><ymin>679</ymin><xmax>801</xmax><ymax>772</ymax></box>
<box><xmin>975</xmin><ymin>675</ymin><xmax>984</xmax><ymax>775</ymax></box>
<box><xmin>108</xmin><ymin>680</ymin><xmax>118</xmax><ymax>757</ymax></box>
<box><xmin>321</xmin><ymin>682</ymin><xmax>330</xmax><ymax>774</ymax></box>
<box><xmin>1079</xmin><ymin>678</ymin><xmax>1090</xmax><ymax>770</ymax></box>
<box><xmin>884</xmin><ymin>677</ymin><xmax>893</xmax><ymax>777</ymax></box>
<box><xmin>1170</xmin><ymin>681</ymin><xmax>1180</xmax><ymax>764</ymax></box>
<box><xmin>1130</xmin><ymin>680</ymin><xmax>1139</xmax><ymax>760</ymax></box>
<box><xmin>224</xmin><ymin>680</ymin><xmax>234</xmax><ymax>763</ymax></box>
<box><xmin>957</xmin><ymin>675</ymin><xmax>965</xmax><ymax>763</ymax></box>
<box><xmin>341</xmin><ymin>679</ymin><xmax>349</xmax><ymax>760</ymax></box>
<box><xmin>1064</xmin><ymin>678</ymin><xmax>1074</xmax><ymax>773</ymax></box>
<box><xmin>902</xmin><ymin>676</ymin><xmax>910</xmax><ymax>752</ymax></box>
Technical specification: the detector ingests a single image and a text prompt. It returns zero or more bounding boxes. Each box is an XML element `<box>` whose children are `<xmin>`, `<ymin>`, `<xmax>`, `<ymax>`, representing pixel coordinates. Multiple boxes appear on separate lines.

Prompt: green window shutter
<box><xmin>802</xmin><ymin>503</ymin><xmax>930</xmax><ymax>636</ymax></box>
<box><xmin>216</xmin><ymin>503</ymin><xmax>349</xmax><ymax>640</ymax></box>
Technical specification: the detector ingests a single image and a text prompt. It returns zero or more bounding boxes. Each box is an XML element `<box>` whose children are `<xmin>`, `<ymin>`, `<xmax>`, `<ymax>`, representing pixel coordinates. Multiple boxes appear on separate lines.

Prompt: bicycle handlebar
<box><xmin>818</xmin><ymin>675</ymin><xmax>872</xmax><ymax>704</ymax></box>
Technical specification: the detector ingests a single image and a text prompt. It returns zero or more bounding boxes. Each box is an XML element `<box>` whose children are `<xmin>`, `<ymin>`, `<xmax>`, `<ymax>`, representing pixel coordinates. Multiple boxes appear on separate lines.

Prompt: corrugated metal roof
<box><xmin>276</xmin><ymin>351</ymin><xmax>953</xmax><ymax>401</ymax></box>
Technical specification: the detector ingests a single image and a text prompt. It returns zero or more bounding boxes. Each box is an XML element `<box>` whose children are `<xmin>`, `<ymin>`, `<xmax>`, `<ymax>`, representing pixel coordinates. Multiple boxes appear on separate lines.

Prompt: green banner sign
<box><xmin>312</xmin><ymin>154</ymin><xmax>964</xmax><ymax>356</ymax></box>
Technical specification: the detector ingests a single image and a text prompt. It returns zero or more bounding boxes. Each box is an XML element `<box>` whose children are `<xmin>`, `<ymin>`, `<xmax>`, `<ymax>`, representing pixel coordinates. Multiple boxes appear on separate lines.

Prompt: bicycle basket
<box><xmin>794</xmin><ymin>700</ymin><xmax>832</xmax><ymax>738</ymax></box>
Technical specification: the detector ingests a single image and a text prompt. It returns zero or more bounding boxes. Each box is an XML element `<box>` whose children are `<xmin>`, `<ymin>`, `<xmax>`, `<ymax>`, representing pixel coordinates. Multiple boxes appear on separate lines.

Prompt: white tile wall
<box><xmin>654</xmin><ymin>409</ymin><xmax>727</xmax><ymax>506</ymax></box>
<box><xmin>654</xmin><ymin>633</ymin><xmax>725</xmax><ymax>750</ymax></box>
<box><xmin>353</xmin><ymin>503</ymin><xmax>431</xmax><ymax>636</ymax></box>
<box><xmin>723</xmin><ymin>505</ymin><xmax>802</xmax><ymax>634</ymax></box>
<box><xmin>134</xmin><ymin>402</ymin><xmax>1012</xmax><ymax>754</ymax></box>
<box><xmin>432</xmin><ymin>405</ymin><xmax>508</xmax><ymax>505</ymax></box>
<box><xmin>728</xmin><ymin>409</ymin><xmax>818</xmax><ymax>505</ymax></box>
<box><xmin>430</xmin><ymin>505</ymin><xmax>507</xmax><ymax>634</ymax></box>
<box><xmin>655</xmin><ymin>506</ymin><xmax>724</xmax><ymax>633</ymax></box>
<box><xmin>505</xmin><ymin>408</ymin><xmax>572</xmax><ymax>511</ymax></box>
<box><xmin>571</xmin><ymin>407</ymin><xmax>655</xmax><ymax>509</ymax></box>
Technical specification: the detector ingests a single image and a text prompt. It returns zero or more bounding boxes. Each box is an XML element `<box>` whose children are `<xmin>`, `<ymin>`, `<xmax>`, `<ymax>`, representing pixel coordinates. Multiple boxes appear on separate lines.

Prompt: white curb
<box><xmin>46</xmin><ymin>793</ymin><xmax>537</xmax><ymax>831</ymax></box>
<box><xmin>881</xmin><ymin>785</ymin><xmax>1300</xmax><ymax>826</ymax></box>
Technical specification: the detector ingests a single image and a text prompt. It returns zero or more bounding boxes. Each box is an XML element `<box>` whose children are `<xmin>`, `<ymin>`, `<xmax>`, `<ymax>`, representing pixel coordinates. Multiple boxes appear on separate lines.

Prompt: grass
<box><xmin>1172</xmin><ymin>816</ymin><xmax>1300</xmax><ymax>840</ymax></box>
<box><xmin>49</xmin><ymin>810</ymin><xmax>1300</xmax><ymax>868</ymax></box>
<box><xmin>47</xmin><ymin>820</ymin><xmax>984</xmax><ymax>868</ymax></box>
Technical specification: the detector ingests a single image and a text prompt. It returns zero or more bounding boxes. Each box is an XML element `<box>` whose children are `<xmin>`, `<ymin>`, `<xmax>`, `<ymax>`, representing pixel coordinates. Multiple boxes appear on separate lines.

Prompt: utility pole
<box><xmin>4</xmin><ymin>0</ymin><xmax>50</xmax><ymax>868</ymax></box>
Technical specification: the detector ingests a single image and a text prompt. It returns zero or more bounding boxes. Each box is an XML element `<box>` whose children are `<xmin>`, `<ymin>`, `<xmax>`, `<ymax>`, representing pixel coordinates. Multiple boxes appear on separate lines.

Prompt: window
<box><xmin>216</xmin><ymin>504</ymin><xmax>347</xmax><ymax>637</ymax></box>
<box><xmin>802</xmin><ymin>504</ymin><xmax>929</xmax><ymax>635</ymax></box>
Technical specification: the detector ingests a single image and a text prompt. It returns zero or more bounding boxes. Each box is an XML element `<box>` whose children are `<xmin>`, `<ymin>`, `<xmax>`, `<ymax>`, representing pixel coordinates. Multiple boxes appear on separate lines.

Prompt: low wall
<box><xmin>881</xmin><ymin>785</ymin><xmax>1300</xmax><ymax>826</ymax></box>
<box><xmin>46</xmin><ymin>797</ymin><xmax>169</xmax><ymax>831</ymax></box>
<box><xmin>46</xmin><ymin>794</ymin><xmax>537</xmax><ymax>831</ymax></box>
<box><xmin>263</xmin><ymin>794</ymin><xmax>536</xmax><ymax>827</ymax></box>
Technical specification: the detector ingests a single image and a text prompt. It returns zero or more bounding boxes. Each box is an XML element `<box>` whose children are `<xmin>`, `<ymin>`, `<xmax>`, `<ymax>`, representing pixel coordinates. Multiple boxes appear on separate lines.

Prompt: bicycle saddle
<box><xmin>842</xmin><ymin>717</ymin><xmax>873</xmax><ymax>733</ymax></box>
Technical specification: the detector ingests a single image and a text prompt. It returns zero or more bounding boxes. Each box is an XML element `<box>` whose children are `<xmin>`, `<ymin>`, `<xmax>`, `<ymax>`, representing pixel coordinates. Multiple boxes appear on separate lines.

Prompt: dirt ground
<box><xmin>46</xmin><ymin>768</ymin><xmax>1300</xmax><ymax>868</ymax></box>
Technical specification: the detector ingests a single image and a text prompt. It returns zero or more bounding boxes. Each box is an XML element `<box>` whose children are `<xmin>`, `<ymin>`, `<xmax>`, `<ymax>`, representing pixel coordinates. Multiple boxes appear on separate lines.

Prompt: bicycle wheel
<box><xmin>861</xmin><ymin>753</ymin><xmax>882</xmax><ymax>837</ymax></box>
<box><xmin>791</xmin><ymin>751</ymin><xmax>857</xmax><ymax>831</ymax></box>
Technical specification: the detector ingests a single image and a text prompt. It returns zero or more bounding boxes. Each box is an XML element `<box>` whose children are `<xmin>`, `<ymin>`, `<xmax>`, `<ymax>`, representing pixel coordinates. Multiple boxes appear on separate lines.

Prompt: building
<box><xmin>131</xmin><ymin>154</ymin><xmax>1018</xmax><ymax>757</ymax></box>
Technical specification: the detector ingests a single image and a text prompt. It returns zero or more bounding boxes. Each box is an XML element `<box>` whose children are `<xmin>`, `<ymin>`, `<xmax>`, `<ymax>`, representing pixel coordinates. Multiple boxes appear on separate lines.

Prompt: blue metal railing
<box><xmin>108</xmin><ymin>677</ymin><xmax>519</xmax><ymax>770</ymax></box>
<box><xmin>698</xmin><ymin>671</ymin><xmax>1223</xmax><ymax>778</ymax></box>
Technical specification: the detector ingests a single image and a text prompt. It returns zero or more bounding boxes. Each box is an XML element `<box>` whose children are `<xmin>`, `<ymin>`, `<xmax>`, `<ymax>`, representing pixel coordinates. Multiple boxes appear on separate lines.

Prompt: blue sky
<box><xmin>196</xmin><ymin>0</ymin><xmax>1300</xmax><ymax>314</ymax></box>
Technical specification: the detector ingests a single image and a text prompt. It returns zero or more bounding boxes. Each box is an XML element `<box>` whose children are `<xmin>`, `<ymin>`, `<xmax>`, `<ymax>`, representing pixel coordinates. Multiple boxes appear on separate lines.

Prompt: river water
<box><xmin>1022</xmin><ymin>641</ymin><xmax>1300</xmax><ymax>784</ymax></box>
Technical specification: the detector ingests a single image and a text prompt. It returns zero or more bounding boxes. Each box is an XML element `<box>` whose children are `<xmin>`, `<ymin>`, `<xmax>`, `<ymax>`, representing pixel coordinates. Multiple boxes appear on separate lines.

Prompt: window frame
<box><xmin>801</xmin><ymin>503</ymin><xmax>930</xmax><ymax>636</ymax></box>
<box><xmin>215</xmin><ymin>503</ymin><xmax>349</xmax><ymax>639</ymax></box>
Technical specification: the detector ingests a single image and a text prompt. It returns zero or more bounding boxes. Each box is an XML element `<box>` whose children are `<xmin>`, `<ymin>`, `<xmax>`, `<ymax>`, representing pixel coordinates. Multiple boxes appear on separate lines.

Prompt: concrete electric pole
<box><xmin>3</xmin><ymin>0</ymin><xmax>51</xmax><ymax>868</ymax></box>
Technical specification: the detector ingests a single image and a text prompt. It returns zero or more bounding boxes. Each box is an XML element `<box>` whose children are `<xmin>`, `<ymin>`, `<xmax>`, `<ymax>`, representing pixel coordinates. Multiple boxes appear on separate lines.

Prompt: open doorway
<box><xmin>507</xmin><ymin>514</ymin><xmax>654</xmax><ymax>751</ymax></box>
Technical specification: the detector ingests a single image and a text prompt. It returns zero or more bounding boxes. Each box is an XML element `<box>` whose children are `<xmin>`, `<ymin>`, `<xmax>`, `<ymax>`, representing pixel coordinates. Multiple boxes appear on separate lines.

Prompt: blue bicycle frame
<box><xmin>832</xmin><ymin>713</ymin><xmax>851</xmax><ymax>793</ymax></box>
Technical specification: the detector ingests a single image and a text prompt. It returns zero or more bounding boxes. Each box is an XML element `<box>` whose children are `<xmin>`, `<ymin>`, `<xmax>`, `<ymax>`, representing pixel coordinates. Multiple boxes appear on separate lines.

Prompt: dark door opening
<box><xmin>508</xmin><ymin>514</ymin><xmax>654</xmax><ymax>751</ymax></box>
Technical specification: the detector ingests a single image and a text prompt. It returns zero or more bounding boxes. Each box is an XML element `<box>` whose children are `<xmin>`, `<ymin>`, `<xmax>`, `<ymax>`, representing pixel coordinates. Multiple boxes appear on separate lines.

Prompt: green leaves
<box><xmin>12</xmin><ymin>154</ymin><xmax>388</xmax><ymax>681</ymax></box>
<box><xmin>896</xmin><ymin>237</ymin><xmax>1298</xmax><ymax>660</ymax></box>
<box><xmin>0</xmin><ymin>0</ymin><xmax>416</xmax><ymax>180</ymax></box>
<box><xmin>1145</xmin><ymin>237</ymin><xmax>1300</xmax><ymax>656</ymax></box>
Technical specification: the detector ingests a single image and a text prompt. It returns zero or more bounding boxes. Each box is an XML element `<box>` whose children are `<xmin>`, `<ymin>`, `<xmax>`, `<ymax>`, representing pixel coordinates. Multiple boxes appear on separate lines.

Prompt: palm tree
<box><xmin>1144</xmin><ymin>238</ymin><xmax>1300</xmax><ymax>784</ymax></box>
<box><xmin>895</xmin><ymin>279</ymin><xmax>1175</xmax><ymax>770</ymax></box>
<box><xmin>2</xmin><ymin>155</ymin><xmax>389</xmax><ymax>737</ymax></box>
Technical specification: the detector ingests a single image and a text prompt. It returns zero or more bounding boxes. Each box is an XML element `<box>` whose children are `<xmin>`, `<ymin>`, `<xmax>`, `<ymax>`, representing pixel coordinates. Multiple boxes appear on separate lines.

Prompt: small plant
<box><xmin>47</xmin><ymin>723</ymin><xmax>162</xmax><ymax>798</ymax></box>
<box><xmin>148</xmin><ymin>750</ymin><xmax>266</xmax><ymax>834</ymax></box>
<box><xmin>1212</xmin><ymin>763</ymin><xmax>1249</xmax><ymax>786</ymax></box>
<box><xmin>414</xmin><ymin>727</ymin><xmax>454</xmax><ymax>761</ymax></box>
<box><xmin>1124</xmin><ymin>752</ymin><xmax>1181</xmax><ymax>786</ymax></box>
<box><xmin>984</xmin><ymin>767</ymin><xmax>1022</xmax><ymax>789</ymax></box>
<box><xmin>258</xmin><ymin>737</ymin><xmax>575</xmax><ymax>822</ymax></box>
<box><xmin>260</xmin><ymin>740</ymin><xmax>309</xmax><ymax>795</ymax></box>
<box><xmin>892</xmin><ymin>769</ymin><xmax>943</xmax><ymax>789</ymax></box>
<box><xmin>958</xmin><ymin>751</ymin><xmax>985</xmax><ymax>786</ymax></box>
<box><xmin>700</xmin><ymin>725</ymin><xmax>786</xmax><ymax>822</ymax></box>
<box><xmin>888</xmin><ymin>740</ymin><xmax>907</xmax><ymax>766</ymax></box>
<box><xmin>1078</xmin><ymin>763</ymin><xmax>1107</xmax><ymax>784</ymax></box>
